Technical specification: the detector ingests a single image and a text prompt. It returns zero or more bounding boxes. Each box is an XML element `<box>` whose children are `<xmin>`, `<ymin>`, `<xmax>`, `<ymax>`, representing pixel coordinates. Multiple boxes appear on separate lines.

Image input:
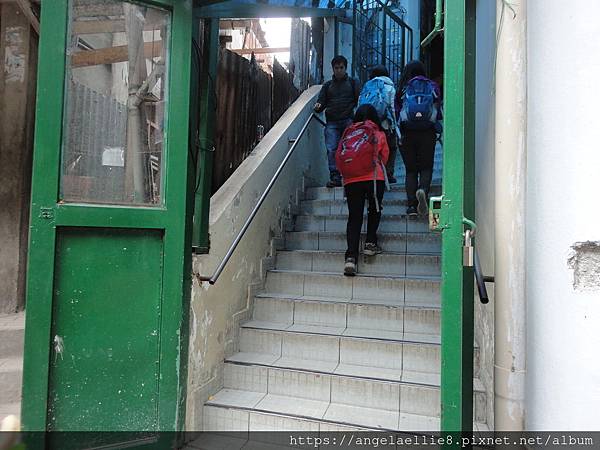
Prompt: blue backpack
<box><xmin>358</xmin><ymin>78</ymin><xmax>391</xmax><ymax>123</ymax></box>
<box><xmin>399</xmin><ymin>77</ymin><xmax>439</xmax><ymax>130</ymax></box>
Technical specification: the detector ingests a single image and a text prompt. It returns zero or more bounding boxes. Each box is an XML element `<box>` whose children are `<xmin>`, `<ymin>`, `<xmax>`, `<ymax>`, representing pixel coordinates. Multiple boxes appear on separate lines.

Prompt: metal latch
<box><xmin>463</xmin><ymin>228</ymin><xmax>474</xmax><ymax>267</ymax></box>
<box><xmin>428</xmin><ymin>196</ymin><xmax>444</xmax><ymax>231</ymax></box>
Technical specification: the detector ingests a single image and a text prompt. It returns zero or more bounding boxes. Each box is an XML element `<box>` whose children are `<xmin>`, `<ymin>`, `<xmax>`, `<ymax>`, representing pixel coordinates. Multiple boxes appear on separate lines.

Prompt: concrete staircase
<box><xmin>0</xmin><ymin>311</ymin><xmax>25</xmax><ymax>423</ymax></box>
<box><xmin>200</xmin><ymin>163</ymin><xmax>488</xmax><ymax>435</ymax></box>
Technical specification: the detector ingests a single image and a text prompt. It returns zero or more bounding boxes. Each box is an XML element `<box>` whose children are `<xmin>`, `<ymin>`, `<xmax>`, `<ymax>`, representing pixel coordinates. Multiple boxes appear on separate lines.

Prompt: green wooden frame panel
<box><xmin>21</xmin><ymin>0</ymin><xmax>194</xmax><ymax>436</ymax></box>
<box><xmin>441</xmin><ymin>0</ymin><xmax>476</xmax><ymax>434</ymax></box>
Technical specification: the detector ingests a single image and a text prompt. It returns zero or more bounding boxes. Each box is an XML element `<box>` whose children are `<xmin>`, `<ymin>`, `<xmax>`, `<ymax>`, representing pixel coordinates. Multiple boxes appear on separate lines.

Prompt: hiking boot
<box><xmin>406</xmin><ymin>205</ymin><xmax>418</xmax><ymax>216</ymax></box>
<box><xmin>344</xmin><ymin>257</ymin><xmax>357</xmax><ymax>276</ymax></box>
<box><xmin>363</xmin><ymin>242</ymin><xmax>382</xmax><ymax>256</ymax></box>
<box><xmin>326</xmin><ymin>173</ymin><xmax>342</xmax><ymax>188</ymax></box>
<box><xmin>416</xmin><ymin>189</ymin><xmax>428</xmax><ymax>215</ymax></box>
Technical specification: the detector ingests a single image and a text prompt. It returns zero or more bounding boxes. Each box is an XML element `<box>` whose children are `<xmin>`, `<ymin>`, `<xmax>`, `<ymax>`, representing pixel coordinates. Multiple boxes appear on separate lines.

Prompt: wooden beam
<box><xmin>230</xmin><ymin>47</ymin><xmax>289</xmax><ymax>55</ymax></box>
<box><xmin>72</xmin><ymin>20</ymin><xmax>165</xmax><ymax>35</ymax></box>
<box><xmin>14</xmin><ymin>0</ymin><xmax>39</xmax><ymax>35</ymax></box>
<box><xmin>71</xmin><ymin>40</ymin><xmax>163</xmax><ymax>68</ymax></box>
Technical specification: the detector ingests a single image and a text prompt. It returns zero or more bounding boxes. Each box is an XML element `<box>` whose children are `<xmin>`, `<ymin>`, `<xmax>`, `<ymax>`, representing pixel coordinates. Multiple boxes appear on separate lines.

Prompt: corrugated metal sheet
<box><xmin>212</xmin><ymin>49</ymin><xmax>299</xmax><ymax>193</ymax></box>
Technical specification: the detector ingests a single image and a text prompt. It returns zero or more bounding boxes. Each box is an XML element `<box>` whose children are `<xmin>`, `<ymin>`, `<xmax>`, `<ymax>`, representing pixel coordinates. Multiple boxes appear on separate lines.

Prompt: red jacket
<box><xmin>336</xmin><ymin>120</ymin><xmax>389</xmax><ymax>186</ymax></box>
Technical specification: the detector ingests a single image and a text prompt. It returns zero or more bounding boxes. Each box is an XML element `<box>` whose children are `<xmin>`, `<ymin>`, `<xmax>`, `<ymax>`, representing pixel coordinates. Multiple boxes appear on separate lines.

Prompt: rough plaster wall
<box><xmin>185</xmin><ymin>88</ymin><xmax>327</xmax><ymax>430</ymax></box>
<box><xmin>0</xmin><ymin>5</ymin><xmax>35</xmax><ymax>313</ymax></box>
<box><xmin>526</xmin><ymin>0</ymin><xmax>600</xmax><ymax>430</ymax></box>
<box><xmin>474</xmin><ymin>0</ymin><xmax>496</xmax><ymax>429</ymax></box>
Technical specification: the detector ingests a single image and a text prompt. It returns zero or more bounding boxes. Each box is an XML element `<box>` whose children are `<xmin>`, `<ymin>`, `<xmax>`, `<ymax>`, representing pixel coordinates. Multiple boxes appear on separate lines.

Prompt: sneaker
<box><xmin>416</xmin><ymin>189</ymin><xmax>428</xmax><ymax>215</ymax></box>
<box><xmin>326</xmin><ymin>173</ymin><xmax>342</xmax><ymax>188</ymax></box>
<box><xmin>363</xmin><ymin>242</ymin><xmax>382</xmax><ymax>256</ymax></box>
<box><xmin>406</xmin><ymin>205</ymin><xmax>418</xmax><ymax>216</ymax></box>
<box><xmin>344</xmin><ymin>257</ymin><xmax>357</xmax><ymax>276</ymax></box>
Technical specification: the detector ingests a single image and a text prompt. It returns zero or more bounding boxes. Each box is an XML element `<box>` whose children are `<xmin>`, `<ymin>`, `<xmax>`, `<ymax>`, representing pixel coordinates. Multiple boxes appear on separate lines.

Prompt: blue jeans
<box><xmin>324</xmin><ymin>118</ymin><xmax>353</xmax><ymax>175</ymax></box>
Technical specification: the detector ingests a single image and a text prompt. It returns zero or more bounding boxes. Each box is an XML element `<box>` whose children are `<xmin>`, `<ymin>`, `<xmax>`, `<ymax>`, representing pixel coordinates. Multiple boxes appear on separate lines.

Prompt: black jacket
<box><xmin>315</xmin><ymin>75</ymin><xmax>360</xmax><ymax>122</ymax></box>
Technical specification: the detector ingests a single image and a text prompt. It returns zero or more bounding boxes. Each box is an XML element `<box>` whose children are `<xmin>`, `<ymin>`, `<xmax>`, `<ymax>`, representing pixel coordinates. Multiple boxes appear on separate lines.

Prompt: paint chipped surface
<box><xmin>568</xmin><ymin>241</ymin><xmax>600</xmax><ymax>292</ymax></box>
<box><xmin>4</xmin><ymin>26</ymin><xmax>26</xmax><ymax>83</ymax></box>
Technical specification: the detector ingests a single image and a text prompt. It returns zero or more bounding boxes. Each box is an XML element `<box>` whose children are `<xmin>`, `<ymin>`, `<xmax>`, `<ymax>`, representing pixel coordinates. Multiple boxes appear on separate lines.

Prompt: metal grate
<box><xmin>352</xmin><ymin>0</ymin><xmax>413</xmax><ymax>85</ymax></box>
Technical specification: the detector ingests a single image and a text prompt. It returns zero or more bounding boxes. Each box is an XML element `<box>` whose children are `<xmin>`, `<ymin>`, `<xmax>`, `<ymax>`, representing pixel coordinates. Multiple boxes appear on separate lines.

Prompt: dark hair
<box><xmin>353</xmin><ymin>104</ymin><xmax>382</xmax><ymax>129</ymax></box>
<box><xmin>331</xmin><ymin>55</ymin><xmax>348</xmax><ymax>68</ymax></box>
<box><xmin>369</xmin><ymin>64</ymin><xmax>389</xmax><ymax>79</ymax></box>
<box><xmin>399</xmin><ymin>59</ymin><xmax>427</xmax><ymax>89</ymax></box>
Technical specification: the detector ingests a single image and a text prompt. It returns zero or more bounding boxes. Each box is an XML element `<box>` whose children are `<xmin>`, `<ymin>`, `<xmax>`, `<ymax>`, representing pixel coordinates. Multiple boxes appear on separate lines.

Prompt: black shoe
<box><xmin>363</xmin><ymin>242</ymin><xmax>382</xmax><ymax>256</ymax></box>
<box><xmin>326</xmin><ymin>173</ymin><xmax>342</xmax><ymax>188</ymax></box>
<box><xmin>416</xmin><ymin>189</ymin><xmax>428</xmax><ymax>216</ymax></box>
<box><xmin>406</xmin><ymin>205</ymin><xmax>418</xmax><ymax>216</ymax></box>
<box><xmin>388</xmin><ymin>175</ymin><xmax>397</xmax><ymax>184</ymax></box>
<box><xmin>344</xmin><ymin>257</ymin><xmax>357</xmax><ymax>276</ymax></box>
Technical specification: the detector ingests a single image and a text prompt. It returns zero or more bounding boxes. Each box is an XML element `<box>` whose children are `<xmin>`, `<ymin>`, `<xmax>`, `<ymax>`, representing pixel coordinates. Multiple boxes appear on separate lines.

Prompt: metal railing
<box><xmin>474</xmin><ymin>250</ymin><xmax>493</xmax><ymax>304</ymax></box>
<box><xmin>353</xmin><ymin>0</ymin><xmax>413</xmax><ymax>86</ymax></box>
<box><xmin>196</xmin><ymin>112</ymin><xmax>326</xmax><ymax>285</ymax></box>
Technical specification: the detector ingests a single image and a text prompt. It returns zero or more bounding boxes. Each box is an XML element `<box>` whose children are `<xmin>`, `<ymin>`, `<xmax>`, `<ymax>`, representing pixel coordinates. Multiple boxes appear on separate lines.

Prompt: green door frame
<box><xmin>440</xmin><ymin>0</ymin><xmax>476</xmax><ymax>435</ymax></box>
<box><xmin>21</xmin><ymin>0</ymin><xmax>194</xmax><ymax>438</ymax></box>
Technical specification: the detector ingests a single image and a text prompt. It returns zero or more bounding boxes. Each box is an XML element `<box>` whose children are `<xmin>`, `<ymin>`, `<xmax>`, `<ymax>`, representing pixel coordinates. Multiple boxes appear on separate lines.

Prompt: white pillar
<box><xmin>494</xmin><ymin>0</ymin><xmax>527</xmax><ymax>431</ymax></box>
<box><xmin>526</xmin><ymin>0</ymin><xmax>600</xmax><ymax>430</ymax></box>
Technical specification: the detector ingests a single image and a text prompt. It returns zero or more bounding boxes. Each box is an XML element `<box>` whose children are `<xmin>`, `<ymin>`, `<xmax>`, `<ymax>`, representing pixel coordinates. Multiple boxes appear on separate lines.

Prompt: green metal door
<box><xmin>21</xmin><ymin>0</ymin><xmax>194</xmax><ymax>445</ymax></box>
<box><xmin>438</xmin><ymin>0</ymin><xmax>476</xmax><ymax>436</ymax></box>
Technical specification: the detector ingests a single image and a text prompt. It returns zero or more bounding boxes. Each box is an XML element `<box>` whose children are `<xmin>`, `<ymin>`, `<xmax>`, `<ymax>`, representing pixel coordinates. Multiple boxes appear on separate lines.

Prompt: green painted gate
<box><xmin>20</xmin><ymin>0</ymin><xmax>194</xmax><ymax>446</ymax></box>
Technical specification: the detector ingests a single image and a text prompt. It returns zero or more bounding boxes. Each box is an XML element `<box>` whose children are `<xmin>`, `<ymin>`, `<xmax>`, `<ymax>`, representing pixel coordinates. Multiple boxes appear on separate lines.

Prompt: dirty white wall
<box><xmin>185</xmin><ymin>87</ymin><xmax>328</xmax><ymax>430</ymax></box>
<box><xmin>526</xmin><ymin>0</ymin><xmax>600</xmax><ymax>430</ymax></box>
<box><xmin>474</xmin><ymin>0</ymin><xmax>496</xmax><ymax>429</ymax></box>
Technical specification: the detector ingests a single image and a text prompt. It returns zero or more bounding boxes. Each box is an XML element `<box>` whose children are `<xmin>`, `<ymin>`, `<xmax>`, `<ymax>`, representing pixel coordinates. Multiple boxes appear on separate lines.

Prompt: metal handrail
<box><xmin>474</xmin><ymin>250</ymin><xmax>493</xmax><ymax>304</ymax></box>
<box><xmin>196</xmin><ymin>113</ymin><xmax>326</xmax><ymax>285</ymax></box>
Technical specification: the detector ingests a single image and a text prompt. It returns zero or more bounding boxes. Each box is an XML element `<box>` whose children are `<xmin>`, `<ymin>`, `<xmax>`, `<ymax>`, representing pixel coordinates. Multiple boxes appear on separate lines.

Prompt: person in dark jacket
<box><xmin>314</xmin><ymin>55</ymin><xmax>361</xmax><ymax>187</ymax></box>
<box><xmin>395</xmin><ymin>60</ymin><xmax>442</xmax><ymax>216</ymax></box>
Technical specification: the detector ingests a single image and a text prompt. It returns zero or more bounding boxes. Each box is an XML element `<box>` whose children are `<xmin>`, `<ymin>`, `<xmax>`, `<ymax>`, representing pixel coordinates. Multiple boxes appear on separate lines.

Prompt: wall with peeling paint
<box><xmin>185</xmin><ymin>87</ymin><xmax>327</xmax><ymax>430</ymax></box>
<box><xmin>474</xmin><ymin>0</ymin><xmax>496</xmax><ymax>429</ymax></box>
<box><xmin>526</xmin><ymin>0</ymin><xmax>600</xmax><ymax>429</ymax></box>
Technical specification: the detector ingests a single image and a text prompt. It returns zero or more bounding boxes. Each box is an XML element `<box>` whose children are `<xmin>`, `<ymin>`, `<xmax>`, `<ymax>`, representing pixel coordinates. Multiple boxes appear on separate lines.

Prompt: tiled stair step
<box><xmin>284</xmin><ymin>231</ymin><xmax>440</xmax><ymax>254</ymax></box>
<box><xmin>300</xmin><ymin>199</ymin><xmax>411</xmax><ymax>215</ymax></box>
<box><xmin>245</xmin><ymin>296</ymin><xmax>441</xmax><ymax>342</ymax></box>
<box><xmin>0</xmin><ymin>358</ymin><xmax>23</xmax><ymax>414</ymax></box>
<box><xmin>229</xmin><ymin>328</ymin><xmax>480</xmax><ymax>379</ymax></box>
<box><xmin>198</xmin><ymin>406</ymin><xmax>490</xmax><ymax>446</ymax></box>
<box><xmin>303</xmin><ymin>184</ymin><xmax>442</xmax><ymax>201</ymax></box>
<box><xmin>0</xmin><ymin>313</ymin><xmax>25</xmax><ymax>422</ymax></box>
<box><xmin>275</xmin><ymin>251</ymin><xmax>440</xmax><ymax>277</ymax></box>
<box><xmin>294</xmin><ymin>214</ymin><xmax>430</xmax><ymax>233</ymax></box>
<box><xmin>264</xmin><ymin>270</ymin><xmax>441</xmax><ymax>308</ymax></box>
<box><xmin>204</xmin><ymin>363</ymin><xmax>487</xmax><ymax>429</ymax></box>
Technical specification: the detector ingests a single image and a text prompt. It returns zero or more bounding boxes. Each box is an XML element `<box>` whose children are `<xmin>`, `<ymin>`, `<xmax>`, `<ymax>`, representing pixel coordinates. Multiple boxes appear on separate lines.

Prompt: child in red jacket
<box><xmin>335</xmin><ymin>104</ymin><xmax>389</xmax><ymax>276</ymax></box>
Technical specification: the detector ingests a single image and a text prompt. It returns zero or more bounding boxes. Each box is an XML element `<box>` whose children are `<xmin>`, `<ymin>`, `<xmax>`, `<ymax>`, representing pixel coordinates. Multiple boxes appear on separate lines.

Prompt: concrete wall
<box><xmin>0</xmin><ymin>5</ymin><xmax>37</xmax><ymax>313</ymax></box>
<box><xmin>474</xmin><ymin>0</ymin><xmax>496</xmax><ymax>429</ymax></box>
<box><xmin>526</xmin><ymin>0</ymin><xmax>600</xmax><ymax>430</ymax></box>
<box><xmin>185</xmin><ymin>87</ymin><xmax>328</xmax><ymax>430</ymax></box>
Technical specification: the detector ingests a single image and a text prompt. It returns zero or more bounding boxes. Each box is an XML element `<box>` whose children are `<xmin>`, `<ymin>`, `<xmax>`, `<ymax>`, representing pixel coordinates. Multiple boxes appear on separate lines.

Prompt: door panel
<box><xmin>47</xmin><ymin>228</ymin><xmax>163</xmax><ymax>431</ymax></box>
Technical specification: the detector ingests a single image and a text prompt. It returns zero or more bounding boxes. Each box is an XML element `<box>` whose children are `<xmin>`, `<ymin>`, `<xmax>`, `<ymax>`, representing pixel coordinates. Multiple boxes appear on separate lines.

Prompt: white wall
<box><xmin>474</xmin><ymin>0</ymin><xmax>496</xmax><ymax>429</ymax></box>
<box><xmin>526</xmin><ymin>0</ymin><xmax>600</xmax><ymax>430</ymax></box>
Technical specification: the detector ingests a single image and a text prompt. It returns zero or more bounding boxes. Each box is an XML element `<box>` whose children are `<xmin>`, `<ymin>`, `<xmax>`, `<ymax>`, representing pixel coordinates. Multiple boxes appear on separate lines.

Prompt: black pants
<box><xmin>384</xmin><ymin>129</ymin><xmax>398</xmax><ymax>178</ymax></box>
<box><xmin>344</xmin><ymin>180</ymin><xmax>385</xmax><ymax>260</ymax></box>
<box><xmin>399</xmin><ymin>129</ymin><xmax>436</xmax><ymax>207</ymax></box>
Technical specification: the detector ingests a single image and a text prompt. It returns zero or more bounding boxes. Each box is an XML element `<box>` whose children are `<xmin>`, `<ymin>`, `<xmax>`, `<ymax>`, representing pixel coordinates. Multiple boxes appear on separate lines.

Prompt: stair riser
<box><xmin>304</xmin><ymin>185</ymin><xmax>443</xmax><ymax>201</ymax></box>
<box><xmin>276</xmin><ymin>252</ymin><xmax>440</xmax><ymax>277</ymax></box>
<box><xmin>300</xmin><ymin>203</ymin><xmax>408</xmax><ymax>216</ymax></box>
<box><xmin>264</xmin><ymin>272</ymin><xmax>440</xmax><ymax>307</ymax></box>
<box><xmin>0</xmin><ymin>330</ymin><xmax>24</xmax><ymax>358</ymax></box>
<box><xmin>295</xmin><ymin>216</ymin><xmax>430</xmax><ymax>233</ymax></box>
<box><xmin>284</xmin><ymin>232</ymin><xmax>441</xmax><ymax>254</ymax></box>
<box><xmin>251</xmin><ymin>298</ymin><xmax>440</xmax><ymax>336</ymax></box>
<box><xmin>221</xmin><ymin>363</ymin><xmax>487</xmax><ymax>421</ymax></box>
<box><xmin>0</xmin><ymin>371</ymin><xmax>22</xmax><ymax>404</ymax></box>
